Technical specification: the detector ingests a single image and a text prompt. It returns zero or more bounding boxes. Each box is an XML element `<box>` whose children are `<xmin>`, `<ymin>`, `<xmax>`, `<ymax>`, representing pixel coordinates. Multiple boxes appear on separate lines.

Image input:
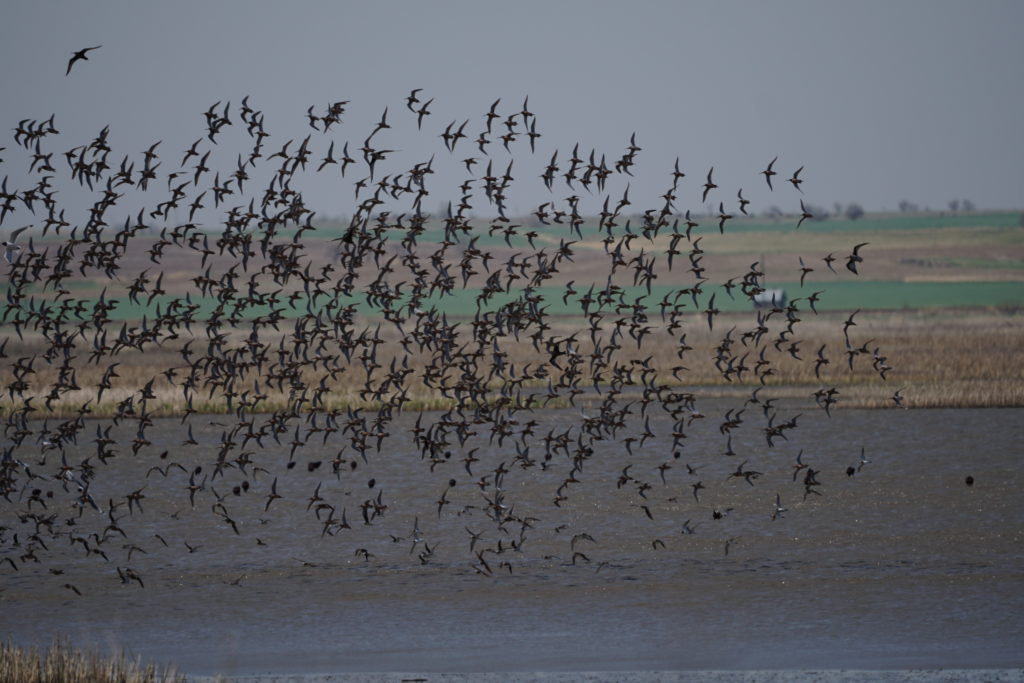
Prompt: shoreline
<box><xmin>187</xmin><ymin>670</ymin><xmax>1024</xmax><ymax>683</ymax></box>
<box><xmin>4</xmin><ymin>308</ymin><xmax>1022</xmax><ymax>418</ymax></box>
<box><xmin>4</xmin><ymin>384</ymin><xmax>1022</xmax><ymax>419</ymax></box>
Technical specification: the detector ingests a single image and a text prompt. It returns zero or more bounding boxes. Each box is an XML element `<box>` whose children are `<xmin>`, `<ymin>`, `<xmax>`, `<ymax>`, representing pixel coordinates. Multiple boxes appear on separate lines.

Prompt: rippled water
<box><xmin>2</xmin><ymin>405</ymin><xmax>1023</xmax><ymax>674</ymax></box>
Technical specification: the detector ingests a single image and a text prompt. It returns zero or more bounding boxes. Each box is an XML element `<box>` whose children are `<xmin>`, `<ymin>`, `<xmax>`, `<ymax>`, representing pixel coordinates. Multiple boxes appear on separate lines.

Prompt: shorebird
<box><xmin>2</xmin><ymin>225</ymin><xmax>29</xmax><ymax>264</ymax></box>
<box><xmin>702</xmin><ymin>167</ymin><xmax>717</xmax><ymax>202</ymax></box>
<box><xmin>66</xmin><ymin>46</ymin><xmax>101</xmax><ymax>75</ymax></box>
<box><xmin>788</xmin><ymin>166</ymin><xmax>804</xmax><ymax>192</ymax></box>
<box><xmin>846</xmin><ymin>242</ymin><xmax>869</xmax><ymax>274</ymax></box>
<box><xmin>797</xmin><ymin>199</ymin><xmax>813</xmax><ymax>229</ymax></box>
<box><xmin>771</xmin><ymin>494</ymin><xmax>787</xmax><ymax>521</ymax></box>
<box><xmin>761</xmin><ymin>156</ymin><xmax>778</xmax><ymax>190</ymax></box>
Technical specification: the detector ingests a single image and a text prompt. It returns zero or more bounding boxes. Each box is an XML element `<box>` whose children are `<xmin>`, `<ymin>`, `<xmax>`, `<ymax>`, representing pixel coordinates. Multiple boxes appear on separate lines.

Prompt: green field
<box><xmin>255</xmin><ymin>210</ymin><xmax>1024</xmax><ymax>245</ymax></box>
<box><xmin>4</xmin><ymin>279</ymin><xmax>1016</xmax><ymax>324</ymax></box>
<box><xmin>706</xmin><ymin>210</ymin><xmax>1022</xmax><ymax>234</ymax></box>
<box><xmin>7</xmin><ymin>210</ymin><xmax>1023</xmax><ymax>323</ymax></box>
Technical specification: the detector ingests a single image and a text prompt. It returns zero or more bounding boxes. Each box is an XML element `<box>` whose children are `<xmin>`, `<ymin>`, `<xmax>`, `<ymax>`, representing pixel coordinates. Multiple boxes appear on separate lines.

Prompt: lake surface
<box><xmin>1</xmin><ymin>404</ymin><xmax>1022</xmax><ymax>675</ymax></box>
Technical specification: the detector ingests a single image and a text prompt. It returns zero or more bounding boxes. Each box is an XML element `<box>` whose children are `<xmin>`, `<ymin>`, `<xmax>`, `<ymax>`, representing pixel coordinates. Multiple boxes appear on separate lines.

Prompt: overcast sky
<box><xmin>2</xmin><ymin>0</ymin><xmax>1022</xmax><ymax>222</ymax></box>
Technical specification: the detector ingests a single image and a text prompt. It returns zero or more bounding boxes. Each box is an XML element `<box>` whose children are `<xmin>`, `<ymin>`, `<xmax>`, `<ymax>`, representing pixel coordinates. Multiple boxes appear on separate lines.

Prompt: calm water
<box><xmin>1</xmin><ymin>404</ymin><xmax>1022</xmax><ymax>674</ymax></box>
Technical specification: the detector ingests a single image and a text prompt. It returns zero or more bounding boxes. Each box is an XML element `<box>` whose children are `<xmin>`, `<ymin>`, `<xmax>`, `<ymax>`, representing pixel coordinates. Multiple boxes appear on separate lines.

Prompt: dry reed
<box><xmin>1</xmin><ymin>308</ymin><xmax>1021</xmax><ymax>417</ymax></box>
<box><xmin>0</xmin><ymin>640</ymin><xmax>184</xmax><ymax>683</ymax></box>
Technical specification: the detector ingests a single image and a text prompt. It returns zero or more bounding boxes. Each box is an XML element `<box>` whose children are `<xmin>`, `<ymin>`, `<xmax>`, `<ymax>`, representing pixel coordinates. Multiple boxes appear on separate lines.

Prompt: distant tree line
<box><xmin>898</xmin><ymin>199</ymin><xmax>975</xmax><ymax>214</ymax></box>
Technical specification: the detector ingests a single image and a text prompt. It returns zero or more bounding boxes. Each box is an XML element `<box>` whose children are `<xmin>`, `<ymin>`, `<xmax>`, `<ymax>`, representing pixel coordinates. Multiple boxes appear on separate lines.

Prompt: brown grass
<box><xmin>0</xmin><ymin>640</ymin><xmax>184</xmax><ymax>683</ymax></box>
<box><xmin>2</xmin><ymin>308</ymin><xmax>1021</xmax><ymax>418</ymax></box>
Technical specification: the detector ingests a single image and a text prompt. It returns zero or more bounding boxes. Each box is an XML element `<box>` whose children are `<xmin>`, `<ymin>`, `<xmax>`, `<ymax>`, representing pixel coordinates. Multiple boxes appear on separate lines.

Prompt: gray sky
<box><xmin>2</xmin><ymin>0</ymin><xmax>1022</xmax><ymax>221</ymax></box>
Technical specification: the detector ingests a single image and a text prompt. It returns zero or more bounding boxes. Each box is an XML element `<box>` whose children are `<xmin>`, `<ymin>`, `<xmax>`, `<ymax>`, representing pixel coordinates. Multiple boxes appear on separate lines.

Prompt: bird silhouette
<box><xmin>66</xmin><ymin>46</ymin><xmax>101</xmax><ymax>75</ymax></box>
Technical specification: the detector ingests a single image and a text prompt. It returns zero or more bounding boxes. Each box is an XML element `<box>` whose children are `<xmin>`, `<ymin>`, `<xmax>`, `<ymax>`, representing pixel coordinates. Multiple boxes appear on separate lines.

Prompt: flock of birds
<box><xmin>0</xmin><ymin>46</ymin><xmax>898</xmax><ymax>592</ymax></box>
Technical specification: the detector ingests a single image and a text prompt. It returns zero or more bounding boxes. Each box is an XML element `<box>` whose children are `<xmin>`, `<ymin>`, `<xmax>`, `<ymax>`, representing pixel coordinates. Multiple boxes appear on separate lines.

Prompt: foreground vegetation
<box><xmin>0</xmin><ymin>641</ymin><xmax>183</xmax><ymax>683</ymax></box>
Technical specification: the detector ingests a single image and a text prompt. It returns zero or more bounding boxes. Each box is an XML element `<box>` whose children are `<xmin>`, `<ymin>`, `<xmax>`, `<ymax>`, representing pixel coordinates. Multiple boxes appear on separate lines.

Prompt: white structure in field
<box><xmin>753</xmin><ymin>289</ymin><xmax>787</xmax><ymax>309</ymax></box>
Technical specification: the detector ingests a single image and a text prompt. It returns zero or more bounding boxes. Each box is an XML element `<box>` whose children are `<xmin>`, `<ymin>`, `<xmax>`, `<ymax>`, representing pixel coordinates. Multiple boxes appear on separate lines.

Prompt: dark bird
<box><xmin>717</xmin><ymin>202</ymin><xmax>732</xmax><ymax>233</ymax></box>
<box><xmin>788</xmin><ymin>166</ymin><xmax>804</xmax><ymax>192</ymax></box>
<box><xmin>761</xmin><ymin>156</ymin><xmax>778</xmax><ymax>190</ymax></box>
<box><xmin>415</xmin><ymin>98</ymin><xmax>433</xmax><ymax>129</ymax></box>
<box><xmin>264</xmin><ymin>477</ymin><xmax>281</xmax><ymax>511</ymax></box>
<box><xmin>891</xmin><ymin>388</ymin><xmax>906</xmax><ymax>409</ymax></box>
<box><xmin>66</xmin><ymin>46</ymin><xmax>101</xmax><ymax>75</ymax></box>
<box><xmin>702</xmin><ymin>167</ymin><xmax>717</xmax><ymax>202</ymax></box>
<box><xmin>704</xmin><ymin>293</ymin><xmax>719</xmax><ymax>331</ymax></box>
<box><xmin>406</xmin><ymin>88</ymin><xmax>422</xmax><ymax>112</ymax></box>
<box><xmin>797</xmin><ymin>199</ymin><xmax>813</xmax><ymax>229</ymax></box>
<box><xmin>814</xmin><ymin>344</ymin><xmax>829</xmax><ymax>378</ymax></box>
<box><xmin>846</xmin><ymin>242</ymin><xmax>869</xmax><ymax>274</ymax></box>
<box><xmin>737</xmin><ymin>188</ymin><xmax>750</xmax><ymax>215</ymax></box>
<box><xmin>798</xmin><ymin>256</ymin><xmax>814</xmax><ymax>287</ymax></box>
<box><xmin>823</xmin><ymin>252</ymin><xmax>837</xmax><ymax>273</ymax></box>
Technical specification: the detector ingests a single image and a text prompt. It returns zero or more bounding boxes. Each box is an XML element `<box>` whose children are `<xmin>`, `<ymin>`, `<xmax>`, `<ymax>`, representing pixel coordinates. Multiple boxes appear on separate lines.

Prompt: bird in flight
<box><xmin>846</xmin><ymin>242</ymin><xmax>869</xmax><ymax>274</ymax></box>
<box><xmin>761</xmin><ymin>156</ymin><xmax>778</xmax><ymax>190</ymax></box>
<box><xmin>2</xmin><ymin>225</ymin><xmax>29</xmax><ymax>264</ymax></box>
<box><xmin>66</xmin><ymin>46</ymin><xmax>102</xmax><ymax>75</ymax></box>
<box><xmin>797</xmin><ymin>199</ymin><xmax>813</xmax><ymax>229</ymax></box>
<box><xmin>702</xmin><ymin>167</ymin><xmax>717</xmax><ymax>202</ymax></box>
<box><xmin>788</xmin><ymin>166</ymin><xmax>804</xmax><ymax>192</ymax></box>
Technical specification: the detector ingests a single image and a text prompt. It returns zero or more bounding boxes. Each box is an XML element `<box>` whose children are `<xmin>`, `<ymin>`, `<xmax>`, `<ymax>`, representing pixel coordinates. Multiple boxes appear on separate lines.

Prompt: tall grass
<box><xmin>2</xmin><ymin>309</ymin><xmax>1021</xmax><ymax>416</ymax></box>
<box><xmin>0</xmin><ymin>640</ymin><xmax>184</xmax><ymax>683</ymax></box>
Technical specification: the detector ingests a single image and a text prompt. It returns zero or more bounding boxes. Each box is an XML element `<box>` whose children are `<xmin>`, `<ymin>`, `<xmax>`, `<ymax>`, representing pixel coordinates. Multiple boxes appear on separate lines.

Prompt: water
<box><xmin>1</xmin><ymin>404</ymin><xmax>1022</xmax><ymax>674</ymax></box>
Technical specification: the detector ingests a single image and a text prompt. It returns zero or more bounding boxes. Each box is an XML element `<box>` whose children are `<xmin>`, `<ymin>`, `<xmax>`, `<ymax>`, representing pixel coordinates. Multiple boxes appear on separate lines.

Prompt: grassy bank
<box><xmin>2</xmin><ymin>309</ymin><xmax>1021</xmax><ymax>418</ymax></box>
<box><xmin>0</xmin><ymin>641</ymin><xmax>183</xmax><ymax>683</ymax></box>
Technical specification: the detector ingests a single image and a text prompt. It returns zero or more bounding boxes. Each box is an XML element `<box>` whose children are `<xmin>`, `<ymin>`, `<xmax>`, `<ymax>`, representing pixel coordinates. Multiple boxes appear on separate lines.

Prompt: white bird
<box><xmin>2</xmin><ymin>225</ymin><xmax>29</xmax><ymax>264</ymax></box>
<box><xmin>857</xmin><ymin>447</ymin><xmax>872</xmax><ymax>472</ymax></box>
<box><xmin>772</xmin><ymin>493</ymin><xmax>788</xmax><ymax>521</ymax></box>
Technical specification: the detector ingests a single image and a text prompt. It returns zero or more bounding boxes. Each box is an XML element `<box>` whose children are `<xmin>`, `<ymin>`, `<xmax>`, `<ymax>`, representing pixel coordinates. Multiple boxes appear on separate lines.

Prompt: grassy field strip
<box><xmin>25</xmin><ymin>211</ymin><xmax>1021</xmax><ymax>248</ymax></box>
<box><xmin>262</xmin><ymin>210</ymin><xmax>1024</xmax><ymax>241</ymax></box>
<box><xmin>3</xmin><ymin>309</ymin><xmax>1021</xmax><ymax>416</ymax></box>
<box><xmin>5</xmin><ymin>279</ymin><xmax>1018</xmax><ymax>322</ymax></box>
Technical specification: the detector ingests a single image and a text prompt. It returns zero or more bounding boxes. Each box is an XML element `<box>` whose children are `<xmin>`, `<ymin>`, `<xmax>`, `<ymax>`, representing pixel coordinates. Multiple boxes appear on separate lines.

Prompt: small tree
<box><xmin>948</xmin><ymin>199</ymin><xmax>960</xmax><ymax>213</ymax></box>
<box><xmin>961</xmin><ymin>199</ymin><xmax>975</xmax><ymax>212</ymax></box>
<box><xmin>845</xmin><ymin>203</ymin><xmax>865</xmax><ymax>221</ymax></box>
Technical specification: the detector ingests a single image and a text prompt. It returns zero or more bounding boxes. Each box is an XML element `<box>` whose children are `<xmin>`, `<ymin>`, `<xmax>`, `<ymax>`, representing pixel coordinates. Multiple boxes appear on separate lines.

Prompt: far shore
<box><xmin>2</xmin><ymin>309</ymin><xmax>1023</xmax><ymax>418</ymax></box>
<box><xmin>186</xmin><ymin>670</ymin><xmax>1024</xmax><ymax>683</ymax></box>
